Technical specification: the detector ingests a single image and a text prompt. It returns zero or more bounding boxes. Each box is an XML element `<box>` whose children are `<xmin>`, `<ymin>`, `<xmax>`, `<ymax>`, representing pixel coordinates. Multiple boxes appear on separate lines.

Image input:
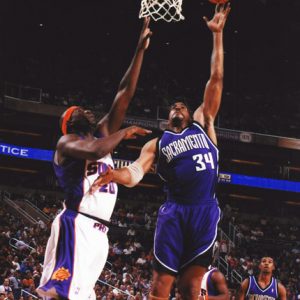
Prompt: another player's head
<box><xmin>168</xmin><ymin>101</ymin><xmax>193</xmax><ymax>129</ymax></box>
<box><xmin>258</xmin><ymin>257</ymin><xmax>275</xmax><ymax>275</ymax></box>
<box><xmin>60</xmin><ymin>106</ymin><xmax>97</xmax><ymax>135</ymax></box>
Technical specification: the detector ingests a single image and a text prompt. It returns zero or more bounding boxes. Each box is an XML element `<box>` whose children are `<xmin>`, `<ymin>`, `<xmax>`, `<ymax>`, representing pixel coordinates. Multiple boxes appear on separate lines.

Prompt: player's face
<box><xmin>71</xmin><ymin>107</ymin><xmax>96</xmax><ymax>126</ymax></box>
<box><xmin>168</xmin><ymin>102</ymin><xmax>191</xmax><ymax>127</ymax></box>
<box><xmin>259</xmin><ymin>257</ymin><xmax>275</xmax><ymax>274</ymax></box>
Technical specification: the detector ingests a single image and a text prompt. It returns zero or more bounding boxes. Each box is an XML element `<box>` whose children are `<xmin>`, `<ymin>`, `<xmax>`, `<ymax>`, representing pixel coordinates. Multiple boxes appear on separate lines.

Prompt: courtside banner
<box><xmin>1</xmin><ymin>143</ymin><xmax>299</xmax><ymax>192</ymax></box>
<box><xmin>0</xmin><ymin>143</ymin><xmax>53</xmax><ymax>161</ymax></box>
<box><xmin>219</xmin><ymin>172</ymin><xmax>300</xmax><ymax>193</ymax></box>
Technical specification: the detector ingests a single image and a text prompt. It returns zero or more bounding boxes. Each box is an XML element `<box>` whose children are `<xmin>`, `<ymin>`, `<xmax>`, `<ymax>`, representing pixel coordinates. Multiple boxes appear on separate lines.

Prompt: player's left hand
<box><xmin>89</xmin><ymin>166</ymin><xmax>114</xmax><ymax>194</ymax></box>
<box><xmin>137</xmin><ymin>17</ymin><xmax>153</xmax><ymax>50</ymax></box>
<box><xmin>203</xmin><ymin>2</ymin><xmax>231</xmax><ymax>32</ymax></box>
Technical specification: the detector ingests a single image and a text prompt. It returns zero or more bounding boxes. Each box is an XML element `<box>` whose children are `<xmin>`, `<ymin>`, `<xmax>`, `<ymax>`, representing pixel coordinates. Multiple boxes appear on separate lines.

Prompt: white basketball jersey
<box><xmin>79</xmin><ymin>154</ymin><xmax>118</xmax><ymax>221</ymax></box>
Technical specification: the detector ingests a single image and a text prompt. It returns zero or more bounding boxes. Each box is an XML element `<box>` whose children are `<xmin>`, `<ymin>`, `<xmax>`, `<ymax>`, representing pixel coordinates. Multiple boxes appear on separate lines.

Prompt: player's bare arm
<box><xmin>236</xmin><ymin>278</ymin><xmax>249</xmax><ymax>300</ymax></box>
<box><xmin>55</xmin><ymin>126</ymin><xmax>151</xmax><ymax>163</ymax></box>
<box><xmin>90</xmin><ymin>138</ymin><xmax>157</xmax><ymax>190</ymax></box>
<box><xmin>193</xmin><ymin>3</ymin><xmax>230</xmax><ymax>145</ymax></box>
<box><xmin>207</xmin><ymin>271</ymin><xmax>230</xmax><ymax>300</ymax></box>
<box><xmin>97</xmin><ymin>17</ymin><xmax>152</xmax><ymax>136</ymax></box>
<box><xmin>278</xmin><ymin>282</ymin><xmax>287</xmax><ymax>300</ymax></box>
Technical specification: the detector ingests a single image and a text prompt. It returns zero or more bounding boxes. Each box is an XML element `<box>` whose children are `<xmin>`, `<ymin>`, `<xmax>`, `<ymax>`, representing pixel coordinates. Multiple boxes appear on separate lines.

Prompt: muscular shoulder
<box><xmin>56</xmin><ymin>134</ymin><xmax>79</xmax><ymax>150</ymax></box>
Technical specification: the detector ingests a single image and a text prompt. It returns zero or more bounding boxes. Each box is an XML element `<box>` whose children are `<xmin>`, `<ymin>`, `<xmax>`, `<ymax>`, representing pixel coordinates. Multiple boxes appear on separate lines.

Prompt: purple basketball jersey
<box><xmin>157</xmin><ymin>122</ymin><xmax>219</xmax><ymax>205</ymax></box>
<box><xmin>246</xmin><ymin>276</ymin><xmax>279</xmax><ymax>300</ymax></box>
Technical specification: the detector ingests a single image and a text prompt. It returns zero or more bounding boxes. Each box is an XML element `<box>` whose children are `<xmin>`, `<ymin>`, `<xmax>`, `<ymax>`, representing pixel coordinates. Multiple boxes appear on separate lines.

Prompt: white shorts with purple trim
<box><xmin>37</xmin><ymin>209</ymin><xmax>109</xmax><ymax>300</ymax></box>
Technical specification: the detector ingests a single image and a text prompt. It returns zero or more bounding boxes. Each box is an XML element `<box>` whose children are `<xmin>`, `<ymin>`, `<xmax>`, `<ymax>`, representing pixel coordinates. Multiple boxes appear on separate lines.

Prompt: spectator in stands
<box><xmin>19</xmin><ymin>260</ymin><xmax>33</xmax><ymax>275</ymax></box>
<box><xmin>219</xmin><ymin>240</ymin><xmax>228</xmax><ymax>258</ymax></box>
<box><xmin>136</xmin><ymin>252</ymin><xmax>147</xmax><ymax>266</ymax></box>
<box><xmin>21</xmin><ymin>271</ymin><xmax>34</xmax><ymax>292</ymax></box>
<box><xmin>127</xmin><ymin>226</ymin><xmax>136</xmax><ymax>237</ymax></box>
<box><xmin>0</xmin><ymin>278</ymin><xmax>13</xmax><ymax>298</ymax></box>
<box><xmin>11</xmin><ymin>257</ymin><xmax>20</xmax><ymax>272</ymax></box>
<box><xmin>36</xmin><ymin>218</ymin><xmax>46</xmax><ymax>231</ymax></box>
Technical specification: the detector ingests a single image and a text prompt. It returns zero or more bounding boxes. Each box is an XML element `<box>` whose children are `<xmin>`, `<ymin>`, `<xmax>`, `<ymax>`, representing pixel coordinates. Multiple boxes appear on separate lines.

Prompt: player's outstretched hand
<box><xmin>89</xmin><ymin>166</ymin><xmax>114</xmax><ymax>194</ymax></box>
<box><xmin>123</xmin><ymin>126</ymin><xmax>152</xmax><ymax>140</ymax></box>
<box><xmin>137</xmin><ymin>17</ymin><xmax>153</xmax><ymax>50</ymax></box>
<box><xmin>203</xmin><ymin>2</ymin><xmax>231</xmax><ymax>33</ymax></box>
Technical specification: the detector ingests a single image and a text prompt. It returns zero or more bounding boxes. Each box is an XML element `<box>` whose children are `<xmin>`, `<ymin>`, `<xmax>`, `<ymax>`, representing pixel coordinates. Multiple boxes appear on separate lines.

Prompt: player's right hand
<box><xmin>123</xmin><ymin>126</ymin><xmax>152</xmax><ymax>140</ymax></box>
<box><xmin>203</xmin><ymin>2</ymin><xmax>231</xmax><ymax>33</ymax></box>
<box><xmin>137</xmin><ymin>17</ymin><xmax>153</xmax><ymax>50</ymax></box>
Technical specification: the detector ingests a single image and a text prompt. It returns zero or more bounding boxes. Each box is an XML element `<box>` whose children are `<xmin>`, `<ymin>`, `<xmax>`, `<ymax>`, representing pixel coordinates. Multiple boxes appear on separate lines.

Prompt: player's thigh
<box><xmin>154</xmin><ymin>202</ymin><xmax>184</xmax><ymax>272</ymax></box>
<box><xmin>69</xmin><ymin>215</ymin><xmax>109</xmax><ymax>298</ymax></box>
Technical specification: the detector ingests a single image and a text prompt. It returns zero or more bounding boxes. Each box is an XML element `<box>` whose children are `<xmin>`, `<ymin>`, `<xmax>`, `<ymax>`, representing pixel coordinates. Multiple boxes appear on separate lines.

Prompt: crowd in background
<box><xmin>4</xmin><ymin>58</ymin><xmax>300</xmax><ymax>139</ymax></box>
<box><xmin>0</xmin><ymin>190</ymin><xmax>300</xmax><ymax>299</ymax></box>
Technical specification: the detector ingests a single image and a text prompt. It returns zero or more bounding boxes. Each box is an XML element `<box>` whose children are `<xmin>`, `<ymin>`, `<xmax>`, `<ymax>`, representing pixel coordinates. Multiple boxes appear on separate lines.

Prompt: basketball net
<box><xmin>139</xmin><ymin>0</ymin><xmax>185</xmax><ymax>22</ymax></box>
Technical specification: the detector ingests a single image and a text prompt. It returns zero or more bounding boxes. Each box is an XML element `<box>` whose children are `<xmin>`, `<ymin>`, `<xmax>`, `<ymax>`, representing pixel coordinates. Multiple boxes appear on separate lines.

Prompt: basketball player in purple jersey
<box><xmin>236</xmin><ymin>257</ymin><xmax>286</xmax><ymax>300</ymax></box>
<box><xmin>36</xmin><ymin>18</ymin><xmax>152</xmax><ymax>300</ymax></box>
<box><xmin>90</xmin><ymin>4</ymin><xmax>230</xmax><ymax>299</ymax></box>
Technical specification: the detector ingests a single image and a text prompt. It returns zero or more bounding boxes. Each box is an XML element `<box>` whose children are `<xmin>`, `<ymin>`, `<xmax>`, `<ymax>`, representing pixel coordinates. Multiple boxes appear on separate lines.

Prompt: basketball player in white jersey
<box><xmin>36</xmin><ymin>18</ymin><xmax>152</xmax><ymax>300</ymax></box>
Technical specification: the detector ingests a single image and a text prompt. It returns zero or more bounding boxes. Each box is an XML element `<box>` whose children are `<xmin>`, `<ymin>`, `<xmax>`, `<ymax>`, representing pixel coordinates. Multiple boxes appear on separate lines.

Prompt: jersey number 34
<box><xmin>192</xmin><ymin>152</ymin><xmax>215</xmax><ymax>171</ymax></box>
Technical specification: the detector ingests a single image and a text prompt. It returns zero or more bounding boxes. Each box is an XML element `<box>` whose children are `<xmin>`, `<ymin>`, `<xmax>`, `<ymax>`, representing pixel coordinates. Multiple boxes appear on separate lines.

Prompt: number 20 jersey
<box><xmin>53</xmin><ymin>152</ymin><xmax>117</xmax><ymax>221</ymax></box>
<box><xmin>157</xmin><ymin>122</ymin><xmax>219</xmax><ymax>205</ymax></box>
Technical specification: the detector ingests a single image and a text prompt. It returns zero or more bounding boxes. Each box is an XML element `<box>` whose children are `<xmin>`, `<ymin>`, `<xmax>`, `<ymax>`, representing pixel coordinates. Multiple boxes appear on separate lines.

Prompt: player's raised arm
<box><xmin>89</xmin><ymin>138</ymin><xmax>158</xmax><ymax>192</ymax></box>
<box><xmin>97</xmin><ymin>17</ymin><xmax>152</xmax><ymax>136</ymax></box>
<box><xmin>193</xmin><ymin>3</ymin><xmax>230</xmax><ymax>145</ymax></box>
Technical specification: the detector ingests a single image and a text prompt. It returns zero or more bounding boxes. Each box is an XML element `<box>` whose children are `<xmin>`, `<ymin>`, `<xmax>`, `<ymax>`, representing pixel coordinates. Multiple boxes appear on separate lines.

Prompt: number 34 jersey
<box><xmin>157</xmin><ymin>122</ymin><xmax>219</xmax><ymax>205</ymax></box>
<box><xmin>53</xmin><ymin>153</ymin><xmax>118</xmax><ymax>221</ymax></box>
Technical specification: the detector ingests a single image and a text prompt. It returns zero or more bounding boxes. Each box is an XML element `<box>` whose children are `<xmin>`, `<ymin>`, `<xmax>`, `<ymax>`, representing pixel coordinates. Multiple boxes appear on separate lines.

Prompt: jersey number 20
<box><xmin>87</xmin><ymin>161</ymin><xmax>115</xmax><ymax>194</ymax></box>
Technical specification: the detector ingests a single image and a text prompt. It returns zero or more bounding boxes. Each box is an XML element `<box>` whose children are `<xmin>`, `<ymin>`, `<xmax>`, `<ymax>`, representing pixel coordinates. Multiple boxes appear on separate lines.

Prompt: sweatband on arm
<box><xmin>124</xmin><ymin>161</ymin><xmax>144</xmax><ymax>187</ymax></box>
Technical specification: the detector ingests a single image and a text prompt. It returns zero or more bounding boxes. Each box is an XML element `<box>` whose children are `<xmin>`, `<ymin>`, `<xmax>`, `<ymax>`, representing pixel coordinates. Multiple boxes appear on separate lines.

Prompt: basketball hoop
<box><xmin>139</xmin><ymin>0</ymin><xmax>185</xmax><ymax>22</ymax></box>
